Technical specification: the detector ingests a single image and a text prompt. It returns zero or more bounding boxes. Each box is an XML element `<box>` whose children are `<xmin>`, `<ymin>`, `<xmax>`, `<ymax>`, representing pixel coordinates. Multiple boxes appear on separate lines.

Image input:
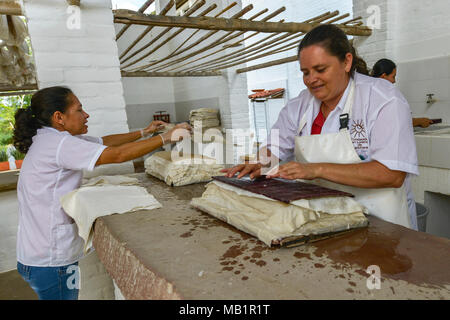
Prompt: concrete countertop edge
<box><xmin>93</xmin><ymin>218</ymin><xmax>183</xmax><ymax>300</ymax></box>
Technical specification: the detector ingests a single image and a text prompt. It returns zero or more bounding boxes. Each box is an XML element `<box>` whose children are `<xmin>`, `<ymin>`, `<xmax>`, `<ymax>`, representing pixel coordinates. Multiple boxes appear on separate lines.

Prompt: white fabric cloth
<box><xmin>191</xmin><ymin>181</ymin><xmax>367</xmax><ymax>246</ymax></box>
<box><xmin>60</xmin><ymin>175</ymin><xmax>162</xmax><ymax>254</ymax></box>
<box><xmin>145</xmin><ymin>151</ymin><xmax>224</xmax><ymax>186</ymax></box>
<box><xmin>16</xmin><ymin>127</ymin><xmax>106</xmax><ymax>267</ymax></box>
<box><xmin>264</xmin><ymin>72</ymin><xmax>419</xmax><ymax>228</ymax></box>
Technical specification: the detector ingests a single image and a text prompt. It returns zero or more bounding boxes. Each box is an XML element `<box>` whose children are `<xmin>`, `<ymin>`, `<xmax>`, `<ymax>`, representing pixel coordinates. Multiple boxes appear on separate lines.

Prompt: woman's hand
<box><xmin>143</xmin><ymin>120</ymin><xmax>167</xmax><ymax>136</ymax></box>
<box><xmin>160</xmin><ymin>122</ymin><xmax>192</xmax><ymax>144</ymax></box>
<box><xmin>413</xmin><ymin>117</ymin><xmax>433</xmax><ymax>128</ymax></box>
<box><xmin>266</xmin><ymin>161</ymin><xmax>320</xmax><ymax>180</ymax></box>
<box><xmin>221</xmin><ymin>163</ymin><xmax>263</xmax><ymax>179</ymax></box>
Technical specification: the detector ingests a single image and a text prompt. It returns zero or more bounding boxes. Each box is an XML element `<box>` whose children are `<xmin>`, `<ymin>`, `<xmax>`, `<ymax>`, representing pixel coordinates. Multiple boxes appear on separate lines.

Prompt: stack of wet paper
<box><xmin>189</xmin><ymin>108</ymin><xmax>220</xmax><ymax>129</ymax></box>
<box><xmin>144</xmin><ymin>151</ymin><xmax>225</xmax><ymax>186</ymax></box>
<box><xmin>190</xmin><ymin>176</ymin><xmax>369</xmax><ymax>247</ymax></box>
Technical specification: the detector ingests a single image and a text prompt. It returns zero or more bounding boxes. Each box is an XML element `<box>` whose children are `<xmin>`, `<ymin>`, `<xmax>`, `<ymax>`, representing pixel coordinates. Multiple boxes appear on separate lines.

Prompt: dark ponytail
<box><xmin>13</xmin><ymin>86</ymin><xmax>74</xmax><ymax>154</ymax></box>
<box><xmin>297</xmin><ymin>24</ymin><xmax>369</xmax><ymax>76</ymax></box>
<box><xmin>371</xmin><ymin>58</ymin><xmax>396</xmax><ymax>78</ymax></box>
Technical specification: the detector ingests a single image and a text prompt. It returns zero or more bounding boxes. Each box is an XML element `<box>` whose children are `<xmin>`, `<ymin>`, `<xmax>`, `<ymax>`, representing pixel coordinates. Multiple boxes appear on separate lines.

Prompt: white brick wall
<box><xmin>353</xmin><ymin>0</ymin><xmax>450</xmax><ymax>122</ymax></box>
<box><xmin>23</xmin><ymin>0</ymin><xmax>133</xmax><ymax>140</ymax></box>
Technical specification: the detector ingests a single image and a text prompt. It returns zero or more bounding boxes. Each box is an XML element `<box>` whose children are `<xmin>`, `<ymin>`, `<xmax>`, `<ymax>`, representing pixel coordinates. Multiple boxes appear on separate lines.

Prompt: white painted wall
<box><xmin>353</xmin><ymin>0</ymin><xmax>450</xmax><ymax>123</ymax></box>
<box><xmin>242</xmin><ymin>0</ymin><xmax>353</xmax><ymax>134</ymax></box>
<box><xmin>0</xmin><ymin>189</ymin><xmax>19</xmax><ymax>272</ymax></box>
<box><xmin>242</xmin><ymin>0</ymin><xmax>353</xmax><ymax>100</ymax></box>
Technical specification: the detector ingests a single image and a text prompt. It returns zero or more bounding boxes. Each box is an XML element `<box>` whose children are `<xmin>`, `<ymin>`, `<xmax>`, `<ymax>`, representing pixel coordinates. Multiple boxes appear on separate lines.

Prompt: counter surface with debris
<box><xmin>92</xmin><ymin>173</ymin><xmax>450</xmax><ymax>299</ymax></box>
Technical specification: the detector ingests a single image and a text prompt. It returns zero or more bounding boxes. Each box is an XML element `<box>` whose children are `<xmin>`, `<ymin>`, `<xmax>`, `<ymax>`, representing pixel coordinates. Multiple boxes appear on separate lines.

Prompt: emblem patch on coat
<box><xmin>350</xmin><ymin>119</ymin><xmax>369</xmax><ymax>159</ymax></box>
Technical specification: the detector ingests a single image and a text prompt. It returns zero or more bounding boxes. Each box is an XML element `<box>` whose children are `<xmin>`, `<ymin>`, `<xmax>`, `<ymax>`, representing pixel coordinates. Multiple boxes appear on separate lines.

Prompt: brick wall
<box><xmin>23</xmin><ymin>0</ymin><xmax>133</xmax><ymax>142</ymax></box>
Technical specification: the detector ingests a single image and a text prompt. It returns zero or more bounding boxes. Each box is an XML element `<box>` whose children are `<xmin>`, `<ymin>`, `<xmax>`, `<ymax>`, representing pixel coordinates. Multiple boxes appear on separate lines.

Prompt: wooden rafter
<box><xmin>121</xmin><ymin>70</ymin><xmax>221</xmax><ymax>77</ymax></box>
<box><xmin>0</xmin><ymin>0</ymin><xmax>22</xmax><ymax>15</ymax></box>
<box><xmin>120</xmin><ymin>0</ymin><xmax>208</xmax><ymax>64</ymax></box>
<box><xmin>143</xmin><ymin>5</ymin><xmax>284</xmax><ymax>72</ymax></box>
<box><xmin>114</xmin><ymin>3</ymin><xmax>371</xmax><ymax>77</ymax></box>
<box><xmin>116</xmin><ymin>0</ymin><xmax>155</xmax><ymax>40</ymax></box>
<box><xmin>114</xmin><ymin>9</ymin><xmax>371</xmax><ymax>36</ymax></box>
<box><xmin>179</xmin><ymin>11</ymin><xmax>344</xmax><ymax>73</ymax></box>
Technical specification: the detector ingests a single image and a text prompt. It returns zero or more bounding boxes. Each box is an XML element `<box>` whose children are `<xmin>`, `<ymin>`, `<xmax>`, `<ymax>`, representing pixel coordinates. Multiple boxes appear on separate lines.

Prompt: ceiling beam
<box><xmin>121</xmin><ymin>70</ymin><xmax>221</xmax><ymax>77</ymax></box>
<box><xmin>113</xmin><ymin>9</ymin><xmax>372</xmax><ymax>36</ymax></box>
<box><xmin>0</xmin><ymin>0</ymin><xmax>22</xmax><ymax>15</ymax></box>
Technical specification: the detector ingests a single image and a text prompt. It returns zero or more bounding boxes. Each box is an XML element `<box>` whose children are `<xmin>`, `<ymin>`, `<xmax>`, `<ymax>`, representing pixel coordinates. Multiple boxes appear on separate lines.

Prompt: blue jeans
<box><xmin>17</xmin><ymin>261</ymin><xmax>79</xmax><ymax>300</ymax></box>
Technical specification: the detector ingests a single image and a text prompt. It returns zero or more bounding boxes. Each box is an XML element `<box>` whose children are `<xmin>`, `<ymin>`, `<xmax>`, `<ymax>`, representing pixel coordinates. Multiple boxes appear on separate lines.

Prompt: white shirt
<box><xmin>17</xmin><ymin>127</ymin><xmax>107</xmax><ymax>266</ymax></box>
<box><xmin>265</xmin><ymin>72</ymin><xmax>419</xmax><ymax>229</ymax></box>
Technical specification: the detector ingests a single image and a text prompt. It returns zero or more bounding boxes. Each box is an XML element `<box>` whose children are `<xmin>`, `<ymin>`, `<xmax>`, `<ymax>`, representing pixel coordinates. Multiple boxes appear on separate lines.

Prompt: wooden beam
<box><xmin>165</xmin><ymin>2</ymin><xmax>237</xmax><ymax>59</ymax></box>
<box><xmin>0</xmin><ymin>0</ymin><xmax>22</xmax><ymax>15</ymax></box>
<box><xmin>113</xmin><ymin>10</ymin><xmax>372</xmax><ymax>36</ymax></box>
<box><xmin>236</xmin><ymin>55</ymin><xmax>298</xmax><ymax>74</ymax></box>
<box><xmin>118</xmin><ymin>0</ymin><xmax>174</xmax><ymax>61</ymax></box>
<box><xmin>181</xmin><ymin>11</ymin><xmax>336</xmax><ymax>73</ymax></box>
<box><xmin>116</xmin><ymin>0</ymin><xmax>155</xmax><ymax>40</ymax></box>
<box><xmin>163</xmin><ymin>8</ymin><xmax>281</xmax><ymax>72</ymax></box>
<box><xmin>0</xmin><ymin>90</ymin><xmax>36</xmax><ymax>97</ymax></box>
<box><xmin>67</xmin><ymin>0</ymin><xmax>80</xmax><ymax>6</ymax></box>
<box><xmin>0</xmin><ymin>84</ymin><xmax>38</xmax><ymax>92</ymax></box>
<box><xmin>120</xmin><ymin>0</ymin><xmax>206</xmax><ymax>64</ymax></box>
<box><xmin>133</xmin><ymin>4</ymin><xmax>253</xmax><ymax>71</ymax></box>
<box><xmin>121</xmin><ymin>70</ymin><xmax>221</xmax><ymax>77</ymax></box>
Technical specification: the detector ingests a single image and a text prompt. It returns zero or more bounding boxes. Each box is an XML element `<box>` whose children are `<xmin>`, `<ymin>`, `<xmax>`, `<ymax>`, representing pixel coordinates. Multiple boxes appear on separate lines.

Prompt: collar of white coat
<box><xmin>37</xmin><ymin>126</ymin><xmax>71</xmax><ymax>136</ymax></box>
<box><xmin>298</xmin><ymin>75</ymin><xmax>355</xmax><ymax>135</ymax></box>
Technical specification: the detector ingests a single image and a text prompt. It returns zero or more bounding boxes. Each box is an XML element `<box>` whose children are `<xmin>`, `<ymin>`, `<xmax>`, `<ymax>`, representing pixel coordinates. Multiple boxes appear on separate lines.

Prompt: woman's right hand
<box><xmin>221</xmin><ymin>163</ymin><xmax>263</xmax><ymax>179</ymax></box>
<box><xmin>160</xmin><ymin>122</ymin><xmax>192</xmax><ymax>144</ymax></box>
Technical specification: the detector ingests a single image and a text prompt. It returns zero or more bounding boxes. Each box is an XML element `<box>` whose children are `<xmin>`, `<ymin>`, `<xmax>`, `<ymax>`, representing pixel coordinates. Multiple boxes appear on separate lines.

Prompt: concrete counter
<box><xmin>92</xmin><ymin>174</ymin><xmax>450</xmax><ymax>299</ymax></box>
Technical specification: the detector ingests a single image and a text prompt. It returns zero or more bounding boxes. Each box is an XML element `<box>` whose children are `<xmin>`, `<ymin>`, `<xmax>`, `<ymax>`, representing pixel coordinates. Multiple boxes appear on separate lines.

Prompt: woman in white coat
<box><xmin>13</xmin><ymin>86</ymin><xmax>191</xmax><ymax>300</ymax></box>
<box><xmin>224</xmin><ymin>25</ymin><xmax>419</xmax><ymax>231</ymax></box>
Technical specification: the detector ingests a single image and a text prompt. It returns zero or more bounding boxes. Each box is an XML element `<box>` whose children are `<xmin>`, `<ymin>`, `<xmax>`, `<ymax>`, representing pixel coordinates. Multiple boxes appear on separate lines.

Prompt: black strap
<box><xmin>339</xmin><ymin>113</ymin><xmax>349</xmax><ymax>130</ymax></box>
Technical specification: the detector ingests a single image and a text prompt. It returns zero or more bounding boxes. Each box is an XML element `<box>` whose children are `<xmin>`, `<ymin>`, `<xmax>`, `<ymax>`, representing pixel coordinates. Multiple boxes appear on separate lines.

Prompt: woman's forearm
<box><xmin>101</xmin><ymin>131</ymin><xmax>142</xmax><ymax>147</ymax></box>
<box><xmin>96</xmin><ymin>135</ymin><xmax>163</xmax><ymax>165</ymax></box>
<box><xmin>315</xmin><ymin>160</ymin><xmax>406</xmax><ymax>188</ymax></box>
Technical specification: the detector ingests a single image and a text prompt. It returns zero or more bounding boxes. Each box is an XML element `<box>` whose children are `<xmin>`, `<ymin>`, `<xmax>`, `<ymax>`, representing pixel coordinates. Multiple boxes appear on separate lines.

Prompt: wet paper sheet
<box><xmin>191</xmin><ymin>181</ymin><xmax>368</xmax><ymax>247</ymax></box>
<box><xmin>212</xmin><ymin>176</ymin><xmax>354</xmax><ymax>203</ymax></box>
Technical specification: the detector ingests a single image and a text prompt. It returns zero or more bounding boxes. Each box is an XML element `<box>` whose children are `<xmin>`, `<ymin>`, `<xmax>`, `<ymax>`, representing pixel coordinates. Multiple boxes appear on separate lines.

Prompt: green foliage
<box><xmin>0</xmin><ymin>131</ymin><xmax>13</xmax><ymax>145</ymax></box>
<box><xmin>0</xmin><ymin>146</ymin><xmax>8</xmax><ymax>162</ymax></box>
<box><xmin>10</xmin><ymin>148</ymin><xmax>25</xmax><ymax>160</ymax></box>
<box><xmin>0</xmin><ymin>94</ymin><xmax>32</xmax><ymax>146</ymax></box>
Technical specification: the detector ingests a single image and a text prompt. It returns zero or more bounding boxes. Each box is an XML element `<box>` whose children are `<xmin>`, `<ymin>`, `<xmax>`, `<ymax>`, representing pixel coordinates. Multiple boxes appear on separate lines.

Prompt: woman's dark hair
<box><xmin>371</xmin><ymin>58</ymin><xmax>396</xmax><ymax>78</ymax></box>
<box><xmin>297</xmin><ymin>24</ymin><xmax>369</xmax><ymax>76</ymax></box>
<box><xmin>13</xmin><ymin>86</ymin><xmax>74</xmax><ymax>154</ymax></box>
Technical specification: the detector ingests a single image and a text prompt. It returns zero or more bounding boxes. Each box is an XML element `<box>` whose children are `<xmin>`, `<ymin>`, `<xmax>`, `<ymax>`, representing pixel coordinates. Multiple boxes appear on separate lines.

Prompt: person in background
<box><xmin>371</xmin><ymin>58</ymin><xmax>432</xmax><ymax>128</ymax></box>
<box><xmin>13</xmin><ymin>86</ymin><xmax>191</xmax><ymax>300</ymax></box>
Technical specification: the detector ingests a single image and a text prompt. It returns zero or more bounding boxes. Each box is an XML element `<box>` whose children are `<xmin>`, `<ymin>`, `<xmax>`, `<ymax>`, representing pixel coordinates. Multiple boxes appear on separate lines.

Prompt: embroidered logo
<box><xmin>350</xmin><ymin>119</ymin><xmax>369</xmax><ymax>158</ymax></box>
<box><xmin>351</xmin><ymin>119</ymin><xmax>366</xmax><ymax>138</ymax></box>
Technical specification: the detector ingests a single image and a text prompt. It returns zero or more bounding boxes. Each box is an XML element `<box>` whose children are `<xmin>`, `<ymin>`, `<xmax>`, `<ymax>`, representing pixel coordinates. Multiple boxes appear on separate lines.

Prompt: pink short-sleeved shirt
<box><xmin>16</xmin><ymin>127</ymin><xmax>107</xmax><ymax>266</ymax></box>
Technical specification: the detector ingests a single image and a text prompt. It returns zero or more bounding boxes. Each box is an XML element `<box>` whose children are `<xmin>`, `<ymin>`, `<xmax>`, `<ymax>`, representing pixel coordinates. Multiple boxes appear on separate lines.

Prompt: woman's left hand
<box><xmin>266</xmin><ymin>161</ymin><xmax>320</xmax><ymax>180</ymax></box>
<box><xmin>143</xmin><ymin>121</ymin><xmax>167</xmax><ymax>136</ymax></box>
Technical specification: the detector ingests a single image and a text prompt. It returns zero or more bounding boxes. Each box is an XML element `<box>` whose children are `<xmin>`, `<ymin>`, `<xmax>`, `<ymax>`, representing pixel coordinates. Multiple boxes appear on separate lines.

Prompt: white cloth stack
<box><xmin>60</xmin><ymin>175</ymin><xmax>162</xmax><ymax>253</ymax></box>
<box><xmin>189</xmin><ymin>108</ymin><xmax>220</xmax><ymax>129</ymax></box>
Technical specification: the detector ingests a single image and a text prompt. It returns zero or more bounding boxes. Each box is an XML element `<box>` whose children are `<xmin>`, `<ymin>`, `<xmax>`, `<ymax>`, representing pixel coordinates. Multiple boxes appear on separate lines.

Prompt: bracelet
<box><xmin>140</xmin><ymin>129</ymin><xmax>145</xmax><ymax>138</ymax></box>
<box><xmin>159</xmin><ymin>134</ymin><xmax>165</xmax><ymax>145</ymax></box>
